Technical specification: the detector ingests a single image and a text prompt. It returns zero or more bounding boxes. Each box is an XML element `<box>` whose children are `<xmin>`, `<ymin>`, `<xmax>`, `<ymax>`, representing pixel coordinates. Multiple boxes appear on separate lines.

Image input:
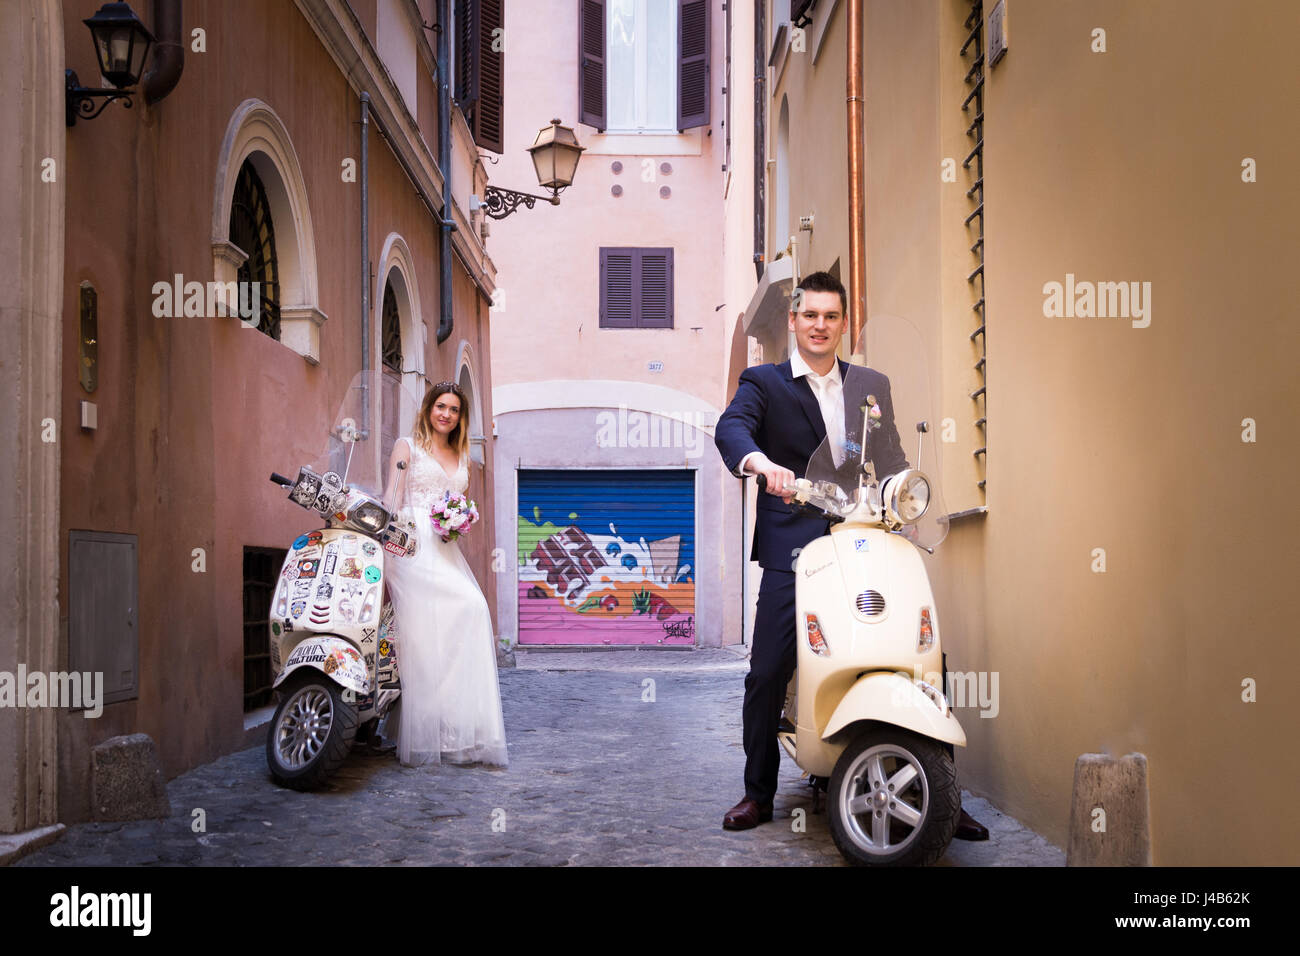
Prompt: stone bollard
<box><xmin>90</xmin><ymin>733</ymin><xmax>172</xmax><ymax>822</ymax></box>
<box><xmin>1066</xmin><ymin>752</ymin><xmax>1151</xmax><ymax>866</ymax></box>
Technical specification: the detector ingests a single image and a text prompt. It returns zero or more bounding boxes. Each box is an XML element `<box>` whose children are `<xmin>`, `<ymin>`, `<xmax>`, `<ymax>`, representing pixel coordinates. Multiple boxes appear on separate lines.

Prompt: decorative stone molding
<box><xmin>279</xmin><ymin>305</ymin><xmax>328</xmax><ymax>365</ymax></box>
<box><xmin>212</xmin><ymin>98</ymin><xmax>324</xmax><ymax>363</ymax></box>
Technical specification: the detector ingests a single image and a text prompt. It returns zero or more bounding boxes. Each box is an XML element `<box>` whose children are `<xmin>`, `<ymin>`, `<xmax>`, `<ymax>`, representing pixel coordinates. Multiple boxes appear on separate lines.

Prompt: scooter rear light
<box><xmin>805</xmin><ymin>613</ymin><xmax>831</xmax><ymax>657</ymax></box>
<box><xmin>918</xmin><ymin>607</ymin><xmax>934</xmax><ymax>651</ymax></box>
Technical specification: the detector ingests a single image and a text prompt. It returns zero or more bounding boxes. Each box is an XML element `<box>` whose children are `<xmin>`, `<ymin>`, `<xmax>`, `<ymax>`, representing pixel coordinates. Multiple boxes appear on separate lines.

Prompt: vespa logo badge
<box><xmin>854</xmin><ymin>537</ymin><xmax>870</xmax><ymax>552</ymax></box>
<box><xmin>804</xmin><ymin>561</ymin><xmax>832</xmax><ymax>577</ymax></box>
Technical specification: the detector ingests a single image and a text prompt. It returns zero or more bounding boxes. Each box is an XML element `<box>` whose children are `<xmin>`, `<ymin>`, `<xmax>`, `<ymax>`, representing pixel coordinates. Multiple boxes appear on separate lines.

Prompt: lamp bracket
<box><xmin>66</xmin><ymin>70</ymin><xmax>135</xmax><ymax>127</ymax></box>
<box><xmin>481</xmin><ymin>185</ymin><xmax>561</xmax><ymax>220</ymax></box>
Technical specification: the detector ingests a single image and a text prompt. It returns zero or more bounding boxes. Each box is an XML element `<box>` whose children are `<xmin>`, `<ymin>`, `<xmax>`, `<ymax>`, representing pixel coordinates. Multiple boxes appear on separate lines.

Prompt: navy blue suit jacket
<box><xmin>715</xmin><ymin>358</ymin><xmax>909</xmax><ymax>570</ymax></box>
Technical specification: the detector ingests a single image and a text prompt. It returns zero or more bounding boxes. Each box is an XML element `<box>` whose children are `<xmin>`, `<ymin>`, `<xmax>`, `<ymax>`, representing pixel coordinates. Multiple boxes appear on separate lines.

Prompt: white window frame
<box><xmin>606</xmin><ymin>0</ymin><xmax>678</xmax><ymax>134</ymax></box>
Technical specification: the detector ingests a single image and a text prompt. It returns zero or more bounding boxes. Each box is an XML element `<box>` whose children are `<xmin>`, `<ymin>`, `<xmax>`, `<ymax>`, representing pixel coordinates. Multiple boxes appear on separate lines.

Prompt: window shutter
<box><xmin>579</xmin><ymin>0</ymin><xmax>606</xmax><ymax>130</ymax></box>
<box><xmin>639</xmin><ymin>250</ymin><xmax>673</xmax><ymax>328</ymax></box>
<box><xmin>677</xmin><ymin>0</ymin><xmax>709</xmax><ymax>131</ymax></box>
<box><xmin>475</xmin><ymin>0</ymin><xmax>504</xmax><ymax>153</ymax></box>
<box><xmin>455</xmin><ymin>0</ymin><xmax>472</xmax><ymax>103</ymax></box>
<box><xmin>601</xmin><ymin>248</ymin><xmax>635</xmax><ymax>327</ymax></box>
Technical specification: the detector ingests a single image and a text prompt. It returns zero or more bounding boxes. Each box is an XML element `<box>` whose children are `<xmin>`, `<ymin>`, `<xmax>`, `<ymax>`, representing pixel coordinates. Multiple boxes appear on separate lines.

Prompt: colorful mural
<box><xmin>517</xmin><ymin>471</ymin><xmax>696</xmax><ymax>645</ymax></box>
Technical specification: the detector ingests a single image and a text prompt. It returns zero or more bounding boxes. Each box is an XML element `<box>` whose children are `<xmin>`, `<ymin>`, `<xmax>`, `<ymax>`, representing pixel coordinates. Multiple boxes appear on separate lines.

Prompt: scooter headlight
<box><xmin>349</xmin><ymin>500</ymin><xmax>389</xmax><ymax>534</ymax></box>
<box><xmin>883</xmin><ymin>470</ymin><xmax>931</xmax><ymax>525</ymax></box>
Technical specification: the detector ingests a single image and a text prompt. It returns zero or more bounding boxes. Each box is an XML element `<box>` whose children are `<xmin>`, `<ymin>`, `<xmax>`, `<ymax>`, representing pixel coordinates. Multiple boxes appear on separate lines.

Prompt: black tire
<box><xmin>827</xmin><ymin>726</ymin><xmax>960</xmax><ymax>866</ymax></box>
<box><xmin>265</xmin><ymin>672</ymin><xmax>358</xmax><ymax>791</ymax></box>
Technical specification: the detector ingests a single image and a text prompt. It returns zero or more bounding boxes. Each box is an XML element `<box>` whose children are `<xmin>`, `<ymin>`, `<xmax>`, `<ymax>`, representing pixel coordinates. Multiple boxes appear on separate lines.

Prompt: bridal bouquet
<box><xmin>431</xmin><ymin>491</ymin><xmax>479</xmax><ymax>542</ymax></box>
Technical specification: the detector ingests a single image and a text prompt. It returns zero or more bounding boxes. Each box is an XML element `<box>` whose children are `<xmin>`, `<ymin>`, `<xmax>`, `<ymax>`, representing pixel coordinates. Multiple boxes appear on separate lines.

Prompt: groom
<box><xmin>714</xmin><ymin>270</ymin><xmax>987</xmax><ymax>839</ymax></box>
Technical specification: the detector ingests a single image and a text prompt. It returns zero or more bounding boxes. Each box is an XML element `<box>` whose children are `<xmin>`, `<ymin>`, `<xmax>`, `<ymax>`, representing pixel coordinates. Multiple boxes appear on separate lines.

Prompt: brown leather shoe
<box><xmin>723</xmin><ymin>797</ymin><xmax>774</xmax><ymax>830</ymax></box>
<box><xmin>953</xmin><ymin>807</ymin><xmax>989</xmax><ymax>841</ymax></box>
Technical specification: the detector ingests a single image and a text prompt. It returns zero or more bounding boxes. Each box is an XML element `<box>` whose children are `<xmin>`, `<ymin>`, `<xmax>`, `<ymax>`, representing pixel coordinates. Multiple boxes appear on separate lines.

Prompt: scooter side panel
<box><xmin>822</xmin><ymin>671</ymin><xmax>968</xmax><ymax>747</ymax></box>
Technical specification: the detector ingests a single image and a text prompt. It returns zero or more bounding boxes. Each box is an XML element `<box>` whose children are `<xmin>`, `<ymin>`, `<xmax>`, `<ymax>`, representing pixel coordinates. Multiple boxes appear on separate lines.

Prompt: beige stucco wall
<box><xmin>752</xmin><ymin>0</ymin><xmax>1299</xmax><ymax>863</ymax></box>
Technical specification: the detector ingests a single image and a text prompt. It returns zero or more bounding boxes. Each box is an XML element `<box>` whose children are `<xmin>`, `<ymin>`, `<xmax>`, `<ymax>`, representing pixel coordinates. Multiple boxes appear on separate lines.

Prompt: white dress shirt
<box><xmin>738</xmin><ymin>351</ymin><xmax>845</xmax><ymax>478</ymax></box>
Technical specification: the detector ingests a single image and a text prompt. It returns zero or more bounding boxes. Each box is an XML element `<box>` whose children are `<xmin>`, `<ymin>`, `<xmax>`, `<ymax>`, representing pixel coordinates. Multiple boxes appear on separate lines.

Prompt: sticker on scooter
<box><xmin>361</xmin><ymin>541</ymin><xmax>377</xmax><ymax>556</ymax></box>
<box><xmin>339</xmin><ymin>558</ymin><xmax>363</xmax><ymax>579</ymax></box>
<box><xmin>315</xmin><ymin>581</ymin><xmax>333</xmax><ymax>601</ymax></box>
<box><xmin>364</xmin><ymin>565</ymin><xmax>381</xmax><ymax>583</ymax></box>
<box><xmin>292</xmin><ymin>534</ymin><xmax>309</xmax><ymax>550</ymax></box>
<box><xmin>338</xmin><ymin>599</ymin><xmax>356</xmax><ymax>623</ymax></box>
<box><xmin>297</xmin><ymin>558</ymin><xmax>319</xmax><ymax>578</ymax></box>
<box><xmin>342</xmin><ymin>534</ymin><xmax>359</xmax><ymax>555</ymax></box>
<box><xmin>290</xmin><ymin>600</ymin><xmax>306</xmax><ymax>619</ymax></box>
<box><xmin>854</xmin><ymin>537</ymin><xmax>870</xmax><ymax>552</ymax></box>
<box><xmin>360</xmin><ymin>626</ymin><xmax>376</xmax><ymax>646</ymax></box>
<box><xmin>322</xmin><ymin>552</ymin><xmax>337</xmax><ymax>576</ymax></box>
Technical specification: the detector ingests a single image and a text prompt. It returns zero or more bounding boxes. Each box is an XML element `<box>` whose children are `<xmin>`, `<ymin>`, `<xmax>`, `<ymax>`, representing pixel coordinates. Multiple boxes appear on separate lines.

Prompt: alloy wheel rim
<box><xmin>840</xmin><ymin>743</ymin><xmax>929</xmax><ymax>855</ymax></box>
<box><xmin>274</xmin><ymin>685</ymin><xmax>334</xmax><ymax>769</ymax></box>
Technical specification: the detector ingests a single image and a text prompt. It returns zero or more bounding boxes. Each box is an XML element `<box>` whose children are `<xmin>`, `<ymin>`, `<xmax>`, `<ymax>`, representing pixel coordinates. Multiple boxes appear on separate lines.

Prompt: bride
<box><xmin>382</xmin><ymin>380</ymin><xmax>508</xmax><ymax>769</ymax></box>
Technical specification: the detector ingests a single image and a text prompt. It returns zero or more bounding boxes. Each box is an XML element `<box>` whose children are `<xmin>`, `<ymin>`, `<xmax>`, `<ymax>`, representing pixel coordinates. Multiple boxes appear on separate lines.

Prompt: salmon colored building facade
<box><xmin>2</xmin><ymin>0</ymin><xmax>503</xmax><ymax>831</ymax></box>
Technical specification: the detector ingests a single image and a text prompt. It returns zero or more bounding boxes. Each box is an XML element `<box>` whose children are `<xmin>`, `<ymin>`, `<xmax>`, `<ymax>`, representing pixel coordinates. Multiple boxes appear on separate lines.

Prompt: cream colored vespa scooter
<box><xmin>765</xmin><ymin>317</ymin><xmax>967</xmax><ymax>866</ymax></box>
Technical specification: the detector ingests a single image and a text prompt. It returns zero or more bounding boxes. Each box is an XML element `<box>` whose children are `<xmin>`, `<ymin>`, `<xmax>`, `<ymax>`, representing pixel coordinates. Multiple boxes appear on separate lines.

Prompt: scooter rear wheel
<box><xmin>266</xmin><ymin>673</ymin><xmax>358</xmax><ymax>791</ymax></box>
<box><xmin>828</xmin><ymin>727</ymin><xmax>960</xmax><ymax>866</ymax></box>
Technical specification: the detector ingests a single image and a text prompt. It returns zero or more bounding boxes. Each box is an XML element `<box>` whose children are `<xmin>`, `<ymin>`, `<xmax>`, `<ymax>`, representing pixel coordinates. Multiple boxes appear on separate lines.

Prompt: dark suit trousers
<box><xmin>744</xmin><ymin>567</ymin><xmax>798</xmax><ymax>806</ymax></box>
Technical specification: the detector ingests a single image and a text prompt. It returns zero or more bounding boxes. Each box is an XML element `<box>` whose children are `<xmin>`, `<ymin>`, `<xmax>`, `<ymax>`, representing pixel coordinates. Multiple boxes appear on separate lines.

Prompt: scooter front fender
<box><xmin>822</xmin><ymin>671</ymin><xmax>967</xmax><ymax>748</ymax></box>
<box><xmin>273</xmin><ymin>635</ymin><xmax>370</xmax><ymax>696</ymax></box>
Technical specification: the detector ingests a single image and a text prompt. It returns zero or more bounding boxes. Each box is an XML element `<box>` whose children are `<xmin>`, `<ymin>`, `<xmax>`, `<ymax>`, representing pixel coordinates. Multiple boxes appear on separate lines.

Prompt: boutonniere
<box><xmin>864</xmin><ymin>394</ymin><xmax>883</xmax><ymax>430</ymax></box>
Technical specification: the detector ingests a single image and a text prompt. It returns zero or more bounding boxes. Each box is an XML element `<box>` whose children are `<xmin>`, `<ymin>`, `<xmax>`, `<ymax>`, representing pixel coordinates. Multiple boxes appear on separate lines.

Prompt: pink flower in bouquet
<box><xmin>431</xmin><ymin>491</ymin><xmax>479</xmax><ymax>542</ymax></box>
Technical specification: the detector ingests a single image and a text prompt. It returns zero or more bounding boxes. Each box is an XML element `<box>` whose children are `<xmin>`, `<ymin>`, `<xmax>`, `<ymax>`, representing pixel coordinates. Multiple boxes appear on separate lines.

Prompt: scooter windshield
<box><xmin>308</xmin><ymin>371</ymin><xmax>423</xmax><ymax>507</ymax></box>
<box><xmin>803</xmin><ymin>314</ymin><xmax>950</xmax><ymax>551</ymax></box>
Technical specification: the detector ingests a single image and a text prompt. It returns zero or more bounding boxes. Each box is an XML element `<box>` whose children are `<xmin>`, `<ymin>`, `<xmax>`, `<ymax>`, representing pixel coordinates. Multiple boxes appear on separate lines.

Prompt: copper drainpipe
<box><xmin>846</xmin><ymin>0</ymin><xmax>867</xmax><ymax>356</ymax></box>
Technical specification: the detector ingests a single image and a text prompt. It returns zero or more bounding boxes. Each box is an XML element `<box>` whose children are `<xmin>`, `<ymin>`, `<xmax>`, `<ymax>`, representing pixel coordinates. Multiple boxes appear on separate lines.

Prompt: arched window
<box><xmin>213</xmin><ymin>99</ymin><xmax>325</xmax><ymax>363</ymax></box>
<box><xmin>228</xmin><ymin>159</ymin><xmax>281</xmax><ymax>339</ymax></box>
<box><xmin>381</xmin><ymin>280</ymin><xmax>403</xmax><ymax>372</ymax></box>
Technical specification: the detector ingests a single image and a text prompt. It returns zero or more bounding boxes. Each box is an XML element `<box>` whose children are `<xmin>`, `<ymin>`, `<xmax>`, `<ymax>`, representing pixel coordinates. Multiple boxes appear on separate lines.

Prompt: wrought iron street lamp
<box><xmin>481</xmin><ymin>118</ymin><xmax>586</xmax><ymax>220</ymax></box>
<box><xmin>66</xmin><ymin>2</ymin><xmax>155</xmax><ymax>127</ymax></box>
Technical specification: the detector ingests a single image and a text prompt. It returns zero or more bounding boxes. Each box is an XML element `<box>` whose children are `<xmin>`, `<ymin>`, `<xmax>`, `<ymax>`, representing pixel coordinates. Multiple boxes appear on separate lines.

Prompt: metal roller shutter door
<box><xmin>517</xmin><ymin>469</ymin><xmax>696</xmax><ymax>645</ymax></box>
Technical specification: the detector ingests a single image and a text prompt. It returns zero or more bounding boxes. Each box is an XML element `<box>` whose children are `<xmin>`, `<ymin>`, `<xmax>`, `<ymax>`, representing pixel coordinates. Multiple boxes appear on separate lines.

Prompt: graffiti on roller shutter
<box><xmin>518</xmin><ymin>507</ymin><xmax>694</xmax><ymax>641</ymax></box>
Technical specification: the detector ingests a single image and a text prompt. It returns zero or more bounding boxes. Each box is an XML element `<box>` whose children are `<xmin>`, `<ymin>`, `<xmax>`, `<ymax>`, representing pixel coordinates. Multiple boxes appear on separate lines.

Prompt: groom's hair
<box><xmin>792</xmin><ymin>270</ymin><xmax>847</xmax><ymax>316</ymax></box>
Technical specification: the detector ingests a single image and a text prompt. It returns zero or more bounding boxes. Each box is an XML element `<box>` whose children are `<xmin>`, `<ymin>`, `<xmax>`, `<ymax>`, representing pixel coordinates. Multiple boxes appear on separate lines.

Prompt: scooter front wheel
<box><xmin>266</xmin><ymin>674</ymin><xmax>358</xmax><ymax>790</ymax></box>
<box><xmin>828</xmin><ymin>727</ymin><xmax>960</xmax><ymax>866</ymax></box>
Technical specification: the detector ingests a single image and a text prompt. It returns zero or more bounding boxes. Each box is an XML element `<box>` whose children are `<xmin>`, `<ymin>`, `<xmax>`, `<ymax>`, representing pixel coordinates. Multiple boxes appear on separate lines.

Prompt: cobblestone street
<box><xmin>17</xmin><ymin>650</ymin><xmax>1063</xmax><ymax>867</ymax></box>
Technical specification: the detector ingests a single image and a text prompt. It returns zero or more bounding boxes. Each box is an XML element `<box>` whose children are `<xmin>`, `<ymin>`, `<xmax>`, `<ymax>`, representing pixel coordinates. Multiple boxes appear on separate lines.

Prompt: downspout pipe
<box><xmin>436</xmin><ymin>0</ymin><xmax>454</xmax><ymax>345</ymax></box>
<box><xmin>361</xmin><ymin>93</ymin><xmax>371</xmax><ymax>425</ymax></box>
<box><xmin>142</xmin><ymin>0</ymin><xmax>184</xmax><ymax>105</ymax></box>
<box><xmin>846</xmin><ymin>0</ymin><xmax>867</xmax><ymax>355</ymax></box>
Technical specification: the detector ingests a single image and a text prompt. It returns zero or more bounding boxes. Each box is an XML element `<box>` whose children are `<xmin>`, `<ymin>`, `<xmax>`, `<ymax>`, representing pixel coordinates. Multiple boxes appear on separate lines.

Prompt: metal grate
<box><xmin>244</xmin><ymin>546</ymin><xmax>286</xmax><ymax>711</ymax></box>
<box><xmin>229</xmin><ymin>160</ymin><xmax>281</xmax><ymax>339</ymax></box>
<box><xmin>856</xmin><ymin>590</ymin><xmax>886</xmax><ymax>617</ymax></box>
<box><xmin>961</xmin><ymin>0</ymin><xmax>987</xmax><ymax>493</ymax></box>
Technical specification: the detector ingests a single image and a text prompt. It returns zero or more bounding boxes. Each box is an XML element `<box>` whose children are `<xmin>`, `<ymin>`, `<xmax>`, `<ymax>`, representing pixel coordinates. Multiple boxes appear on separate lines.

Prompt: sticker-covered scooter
<box><xmin>264</xmin><ymin>371</ymin><xmax>420</xmax><ymax>790</ymax></box>
<box><xmin>764</xmin><ymin>315</ymin><xmax>967</xmax><ymax>866</ymax></box>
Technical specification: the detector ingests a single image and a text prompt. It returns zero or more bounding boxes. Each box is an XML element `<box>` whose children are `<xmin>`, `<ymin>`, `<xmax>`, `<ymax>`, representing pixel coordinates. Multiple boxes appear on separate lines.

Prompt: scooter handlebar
<box><xmin>269</xmin><ymin>472</ymin><xmax>294</xmax><ymax>487</ymax></box>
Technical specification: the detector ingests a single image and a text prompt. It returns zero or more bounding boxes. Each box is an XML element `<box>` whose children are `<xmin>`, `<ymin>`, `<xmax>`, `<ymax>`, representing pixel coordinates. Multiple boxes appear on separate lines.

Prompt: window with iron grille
<box><xmin>229</xmin><ymin>159</ymin><xmax>281</xmax><ymax>340</ymax></box>
<box><xmin>961</xmin><ymin>0</ymin><xmax>987</xmax><ymax>493</ymax></box>
<box><xmin>600</xmin><ymin>247</ymin><xmax>674</xmax><ymax>328</ymax></box>
<box><xmin>382</xmin><ymin>280</ymin><xmax>403</xmax><ymax>372</ymax></box>
<box><xmin>244</xmin><ymin>546</ymin><xmax>286</xmax><ymax>712</ymax></box>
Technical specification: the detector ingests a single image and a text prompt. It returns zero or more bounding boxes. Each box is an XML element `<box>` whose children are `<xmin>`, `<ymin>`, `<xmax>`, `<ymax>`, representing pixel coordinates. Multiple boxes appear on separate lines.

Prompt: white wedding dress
<box><xmin>384</xmin><ymin>436</ymin><xmax>508</xmax><ymax>768</ymax></box>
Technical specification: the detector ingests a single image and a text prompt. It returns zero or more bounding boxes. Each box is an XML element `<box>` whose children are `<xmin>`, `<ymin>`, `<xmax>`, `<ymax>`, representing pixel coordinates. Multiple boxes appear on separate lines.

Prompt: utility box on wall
<box><xmin>68</xmin><ymin>530</ymin><xmax>139</xmax><ymax>706</ymax></box>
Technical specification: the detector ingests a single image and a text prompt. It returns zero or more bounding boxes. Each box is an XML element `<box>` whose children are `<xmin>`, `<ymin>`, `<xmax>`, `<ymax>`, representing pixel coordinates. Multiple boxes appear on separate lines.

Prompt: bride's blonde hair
<box><xmin>414</xmin><ymin>381</ymin><xmax>469</xmax><ymax>459</ymax></box>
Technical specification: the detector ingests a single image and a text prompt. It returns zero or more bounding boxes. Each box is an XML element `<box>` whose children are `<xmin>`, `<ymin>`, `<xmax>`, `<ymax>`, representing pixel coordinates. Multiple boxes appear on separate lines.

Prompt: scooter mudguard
<box><xmin>822</xmin><ymin>671</ymin><xmax>967</xmax><ymax>747</ymax></box>
<box><xmin>272</xmin><ymin>635</ymin><xmax>371</xmax><ymax>697</ymax></box>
